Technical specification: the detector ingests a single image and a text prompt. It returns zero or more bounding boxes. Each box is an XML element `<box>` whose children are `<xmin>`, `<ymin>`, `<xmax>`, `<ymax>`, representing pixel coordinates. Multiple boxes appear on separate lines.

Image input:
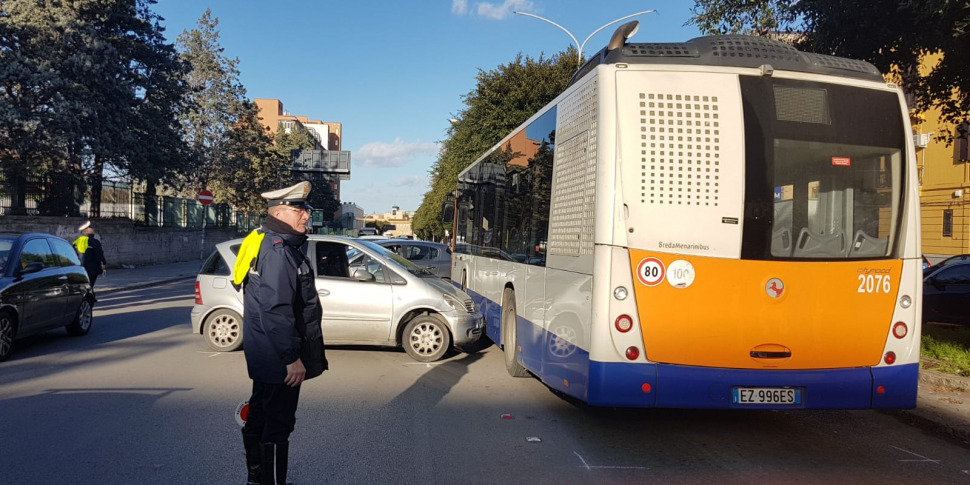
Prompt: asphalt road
<box><xmin>1</xmin><ymin>281</ymin><xmax>969</xmax><ymax>484</ymax></box>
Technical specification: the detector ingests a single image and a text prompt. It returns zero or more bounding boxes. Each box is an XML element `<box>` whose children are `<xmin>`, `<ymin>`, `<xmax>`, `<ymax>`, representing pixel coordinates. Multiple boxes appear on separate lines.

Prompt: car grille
<box><xmin>464</xmin><ymin>300</ymin><xmax>476</xmax><ymax>313</ymax></box>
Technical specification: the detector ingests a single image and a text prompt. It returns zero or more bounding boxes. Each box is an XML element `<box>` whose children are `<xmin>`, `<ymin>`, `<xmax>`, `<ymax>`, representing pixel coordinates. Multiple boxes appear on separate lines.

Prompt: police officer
<box><xmin>72</xmin><ymin>221</ymin><xmax>107</xmax><ymax>287</ymax></box>
<box><xmin>238</xmin><ymin>181</ymin><xmax>327</xmax><ymax>485</ymax></box>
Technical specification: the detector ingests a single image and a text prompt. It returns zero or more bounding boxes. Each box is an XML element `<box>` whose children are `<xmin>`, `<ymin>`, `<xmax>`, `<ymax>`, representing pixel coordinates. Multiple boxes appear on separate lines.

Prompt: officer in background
<box><xmin>72</xmin><ymin>221</ymin><xmax>107</xmax><ymax>287</ymax></box>
<box><xmin>237</xmin><ymin>181</ymin><xmax>327</xmax><ymax>485</ymax></box>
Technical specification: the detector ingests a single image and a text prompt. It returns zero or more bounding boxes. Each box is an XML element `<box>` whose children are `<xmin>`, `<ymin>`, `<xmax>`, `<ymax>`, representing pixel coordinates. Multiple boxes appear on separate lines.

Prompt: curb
<box><xmin>894</xmin><ymin>366</ymin><xmax>970</xmax><ymax>445</ymax></box>
<box><xmin>920</xmin><ymin>361</ymin><xmax>970</xmax><ymax>391</ymax></box>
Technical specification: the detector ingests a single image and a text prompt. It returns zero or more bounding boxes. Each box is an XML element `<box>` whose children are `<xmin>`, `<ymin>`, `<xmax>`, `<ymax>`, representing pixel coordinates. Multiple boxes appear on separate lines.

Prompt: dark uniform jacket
<box><xmin>242</xmin><ymin>218</ymin><xmax>327</xmax><ymax>383</ymax></box>
<box><xmin>76</xmin><ymin>236</ymin><xmax>106</xmax><ymax>276</ymax></box>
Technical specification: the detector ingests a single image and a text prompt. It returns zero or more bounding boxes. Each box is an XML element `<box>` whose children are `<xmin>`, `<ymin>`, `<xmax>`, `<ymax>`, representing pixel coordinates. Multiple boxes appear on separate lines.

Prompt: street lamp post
<box><xmin>514</xmin><ymin>9</ymin><xmax>656</xmax><ymax>64</ymax></box>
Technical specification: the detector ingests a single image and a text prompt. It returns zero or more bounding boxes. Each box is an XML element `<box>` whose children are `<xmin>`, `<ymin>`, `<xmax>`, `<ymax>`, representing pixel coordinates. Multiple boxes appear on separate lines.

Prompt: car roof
<box><xmin>217</xmin><ymin>234</ymin><xmax>360</xmax><ymax>249</ymax></box>
<box><xmin>0</xmin><ymin>232</ymin><xmax>69</xmax><ymax>242</ymax></box>
<box><xmin>926</xmin><ymin>260</ymin><xmax>970</xmax><ymax>276</ymax></box>
<box><xmin>376</xmin><ymin>239</ymin><xmax>445</xmax><ymax>246</ymax></box>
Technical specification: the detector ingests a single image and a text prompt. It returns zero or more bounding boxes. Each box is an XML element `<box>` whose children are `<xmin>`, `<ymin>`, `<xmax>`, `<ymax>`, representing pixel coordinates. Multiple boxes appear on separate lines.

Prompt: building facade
<box><xmin>912</xmin><ymin>55</ymin><xmax>969</xmax><ymax>258</ymax></box>
<box><xmin>254</xmin><ymin>98</ymin><xmax>348</xmax><ymax>216</ymax></box>
<box><xmin>364</xmin><ymin>206</ymin><xmax>414</xmax><ymax>238</ymax></box>
<box><xmin>339</xmin><ymin>202</ymin><xmax>364</xmax><ymax>231</ymax></box>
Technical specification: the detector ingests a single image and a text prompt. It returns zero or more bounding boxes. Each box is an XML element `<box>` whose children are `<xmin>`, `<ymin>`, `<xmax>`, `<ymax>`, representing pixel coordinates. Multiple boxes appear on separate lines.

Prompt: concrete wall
<box><xmin>0</xmin><ymin>216</ymin><xmax>240</xmax><ymax>267</ymax></box>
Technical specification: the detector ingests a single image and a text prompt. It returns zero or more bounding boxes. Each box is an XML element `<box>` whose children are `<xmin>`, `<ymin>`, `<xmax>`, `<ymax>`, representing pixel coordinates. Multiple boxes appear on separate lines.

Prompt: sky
<box><xmin>153</xmin><ymin>1</ymin><xmax>703</xmax><ymax>216</ymax></box>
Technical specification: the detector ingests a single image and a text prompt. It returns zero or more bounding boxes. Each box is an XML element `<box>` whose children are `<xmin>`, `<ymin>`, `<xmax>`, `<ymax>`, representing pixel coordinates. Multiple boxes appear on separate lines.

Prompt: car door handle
<box><xmin>318</xmin><ymin>289</ymin><xmax>330</xmax><ymax>297</ymax></box>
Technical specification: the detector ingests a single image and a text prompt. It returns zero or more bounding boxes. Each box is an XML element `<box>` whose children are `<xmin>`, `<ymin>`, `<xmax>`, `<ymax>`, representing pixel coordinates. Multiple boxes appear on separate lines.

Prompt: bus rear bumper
<box><xmin>587</xmin><ymin>361</ymin><xmax>918</xmax><ymax>409</ymax></box>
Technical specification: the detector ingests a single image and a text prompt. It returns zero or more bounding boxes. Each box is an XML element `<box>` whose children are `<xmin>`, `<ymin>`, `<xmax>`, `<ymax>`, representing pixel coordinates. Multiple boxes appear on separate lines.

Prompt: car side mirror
<box><xmin>351</xmin><ymin>268</ymin><xmax>375</xmax><ymax>282</ymax></box>
<box><xmin>18</xmin><ymin>261</ymin><xmax>44</xmax><ymax>275</ymax></box>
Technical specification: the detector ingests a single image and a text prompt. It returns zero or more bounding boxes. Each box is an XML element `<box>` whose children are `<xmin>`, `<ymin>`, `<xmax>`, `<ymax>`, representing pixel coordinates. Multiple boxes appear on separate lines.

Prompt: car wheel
<box><xmin>403</xmin><ymin>315</ymin><xmax>451</xmax><ymax>362</ymax></box>
<box><xmin>66</xmin><ymin>298</ymin><xmax>93</xmax><ymax>336</ymax></box>
<box><xmin>0</xmin><ymin>311</ymin><xmax>16</xmax><ymax>362</ymax></box>
<box><xmin>502</xmin><ymin>288</ymin><xmax>529</xmax><ymax>377</ymax></box>
<box><xmin>204</xmin><ymin>309</ymin><xmax>244</xmax><ymax>352</ymax></box>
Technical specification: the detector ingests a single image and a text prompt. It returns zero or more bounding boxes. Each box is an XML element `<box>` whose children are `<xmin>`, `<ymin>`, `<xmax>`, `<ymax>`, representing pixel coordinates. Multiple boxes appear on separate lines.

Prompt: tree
<box><xmin>0</xmin><ymin>0</ymin><xmax>186</xmax><ymax>215</ymax></box>
<box><xmin>412</xmin><ymin>47</ymin><xmax>579</xmax><ymax>240</ymax></box>
<box><xmin>689</xmin><ymin>0</ymin><xmax>970</xmax><ymax>138</ymax></box>
<box><xmin>175</xmin><ymin>9</ymin><xmax>248</xmax><ymax>192</ymax></box>
<box><xmin>210</xmin><ymin>101</ymin><xmax>280</xmax><ymax>211</ymax></box>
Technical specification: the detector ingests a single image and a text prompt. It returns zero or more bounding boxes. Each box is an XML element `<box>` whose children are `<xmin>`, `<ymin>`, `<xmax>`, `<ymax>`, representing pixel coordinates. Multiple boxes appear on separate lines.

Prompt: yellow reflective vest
<box><xmin>73</xmin><ymin>235</ymin><xmax>89</xmax><ymax>254</ymax></box>
<box><xmin>233</xmin><ymin>229</ymin><xmax>265</xmax><ymax>286</ymax></box>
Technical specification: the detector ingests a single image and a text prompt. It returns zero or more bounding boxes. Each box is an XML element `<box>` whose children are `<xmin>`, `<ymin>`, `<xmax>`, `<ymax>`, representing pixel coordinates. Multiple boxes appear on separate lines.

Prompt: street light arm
<box><xmin>514</xmin><ymin>11</ymin><xmax>581</xmax><ymax>63</ymax></box>
<box><xmin>580</xmin><ymin>9</ymin><xmax>656</xmax><ymax>55</ymax></box>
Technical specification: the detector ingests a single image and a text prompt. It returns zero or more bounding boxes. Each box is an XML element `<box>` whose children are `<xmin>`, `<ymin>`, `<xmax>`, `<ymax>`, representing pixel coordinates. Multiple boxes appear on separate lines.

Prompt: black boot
<box><xmin>260</xmin><ymin>441</ymin><xmax>290</xmax><ymax>485</ymax></box>
<box><xmin>242</xmin><ymin>431</ymin><xmax>261</xmax><ymax>485</ymax></box>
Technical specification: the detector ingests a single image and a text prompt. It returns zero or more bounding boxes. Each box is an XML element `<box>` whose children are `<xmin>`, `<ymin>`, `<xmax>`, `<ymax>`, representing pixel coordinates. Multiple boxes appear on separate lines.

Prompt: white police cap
<box><xmin>262</xmin><ymin>181</ymin><xmax>311</xmax><ymax>208</ymax></box>
<box><xmin>78</xmin><ymin>220</ymin><xmax>92</xmax><ymax>231</ymax></box>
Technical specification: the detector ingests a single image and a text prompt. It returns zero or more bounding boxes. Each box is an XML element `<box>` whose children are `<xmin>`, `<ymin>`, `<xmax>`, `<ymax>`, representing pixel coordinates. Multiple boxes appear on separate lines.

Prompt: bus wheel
<box><xmin>502</xmin><ymin>288</ymin><xmax>529</xmax><ymax>377</ymax></box>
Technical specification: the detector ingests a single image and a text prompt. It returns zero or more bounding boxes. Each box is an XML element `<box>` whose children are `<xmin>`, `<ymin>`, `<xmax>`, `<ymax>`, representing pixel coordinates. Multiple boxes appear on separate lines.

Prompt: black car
<box><xmin>924</xmin><ymin>253</ymin><xmax>970</xmax><ymax>275</ymax></box>
<box><xmin>0</xmin><ymin>232</ymin><xmax>96</xmax><ymax>361</ymax></box>
<box><xmin>923</xmin><ymin>261</ymin><xmax>970</xmax><ymax>325</ymax></box>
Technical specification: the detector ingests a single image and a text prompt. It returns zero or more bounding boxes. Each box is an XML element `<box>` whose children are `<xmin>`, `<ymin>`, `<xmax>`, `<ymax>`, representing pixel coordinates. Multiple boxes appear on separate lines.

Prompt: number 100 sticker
<box><xmin>636</xmin><ymin>257</ymin><xmax>666</xmax><ymax>286</ymax></box>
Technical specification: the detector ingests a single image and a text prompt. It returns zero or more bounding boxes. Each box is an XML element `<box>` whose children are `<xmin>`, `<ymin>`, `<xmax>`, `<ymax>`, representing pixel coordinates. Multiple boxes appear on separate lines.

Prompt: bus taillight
<box><xmin>625</xmin><ymin>346</ymin><xmax>640</xmax><ymax>360</ymax></box>
<box><xmin>892</xmin><ymin>322</ymin><xmax>908</xmax><ymax>339</ymax></box>
<box><xmin>615</xmin><ymin>315</ymin><xmax>633</xmax><ymax>332</ymax></box>
<box><xmin>884</xmin><ymin>352</ymin><xmax>896</xmax><ymax>365</ymax></box>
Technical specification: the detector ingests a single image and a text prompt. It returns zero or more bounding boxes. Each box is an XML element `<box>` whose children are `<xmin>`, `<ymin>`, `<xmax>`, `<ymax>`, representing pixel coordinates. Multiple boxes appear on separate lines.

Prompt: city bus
<box><xmin>448</xmin><ymin>28</ymin><xmax>922</xmax><ymax>409</ymax></box>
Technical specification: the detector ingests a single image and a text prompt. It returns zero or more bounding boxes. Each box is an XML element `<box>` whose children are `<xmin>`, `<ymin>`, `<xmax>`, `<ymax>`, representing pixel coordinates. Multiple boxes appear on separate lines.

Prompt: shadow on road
<box><xmin>0</xmin><ymin>387</ymin><xmax>209</xmax><ymax>484</ymax></box>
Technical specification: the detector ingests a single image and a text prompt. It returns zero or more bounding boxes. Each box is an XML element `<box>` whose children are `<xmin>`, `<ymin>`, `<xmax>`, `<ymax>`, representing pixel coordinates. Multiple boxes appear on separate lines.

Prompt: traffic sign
<box><xmin>198</xmin><ymin>189</ymin><xmax>214</xmax><ymax>205</ymax></box>
<box><xmin>636</xmin><ymin>257</ymin><xmax>665</xmax><ymax>286</ymax></box>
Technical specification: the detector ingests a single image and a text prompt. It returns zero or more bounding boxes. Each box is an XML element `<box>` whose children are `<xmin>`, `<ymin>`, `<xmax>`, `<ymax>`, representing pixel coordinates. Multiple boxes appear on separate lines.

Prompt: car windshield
<box><xmin>354</xmin><ymin>240</ymin><xmax>433</xmax><ymax>276</ymax></box>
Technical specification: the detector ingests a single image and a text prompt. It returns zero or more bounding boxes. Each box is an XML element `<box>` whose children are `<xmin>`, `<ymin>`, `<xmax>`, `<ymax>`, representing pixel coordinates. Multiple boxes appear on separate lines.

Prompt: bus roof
<box><xmin>570</xmin><ymin>34</ymin><xmax>884</xmax><ymax>86</ymax></box>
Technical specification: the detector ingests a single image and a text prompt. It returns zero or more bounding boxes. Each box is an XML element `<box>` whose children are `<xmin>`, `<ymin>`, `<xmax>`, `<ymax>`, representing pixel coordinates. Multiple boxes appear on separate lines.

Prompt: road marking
<box><xmin>890</xmin><ymin>445</ymin><xmax>940</xmax><ymax>463</ymax></box>
<box><xmin>573</xmin><ymin>451</ymin><xmax>649</xmax><ymax>471</ymax></box>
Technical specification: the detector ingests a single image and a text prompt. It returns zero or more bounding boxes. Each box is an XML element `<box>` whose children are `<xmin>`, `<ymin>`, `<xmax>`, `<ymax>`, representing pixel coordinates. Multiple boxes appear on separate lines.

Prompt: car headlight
<box><xmin>442</xmin><ymin>293</ymin><xmax>468</xmax><ymax>312</ymax></box>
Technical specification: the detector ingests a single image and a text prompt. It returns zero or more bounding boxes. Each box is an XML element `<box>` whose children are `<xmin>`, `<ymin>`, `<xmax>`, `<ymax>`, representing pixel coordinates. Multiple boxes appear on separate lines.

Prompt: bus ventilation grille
<box><xmin>639</xmin><ymin>92</ymin><xmax>720</xmax><ymax>207</ymax></box>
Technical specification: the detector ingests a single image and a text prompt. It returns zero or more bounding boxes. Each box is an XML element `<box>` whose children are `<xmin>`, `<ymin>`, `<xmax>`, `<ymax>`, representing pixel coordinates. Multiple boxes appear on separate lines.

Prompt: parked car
<box><xmin>924</xmin><ymin>253</ymin><xmax>970</xmax><ymax>275</ymax></box>
<box><xmin>374</xmin><ymin>239</ymin><xmax>452</xmax><ymax>278</ymax></box>
<box><xmin>0</xmin><ymin>232</ymin><xmax>96</xmax><ymax>362</ymax></box>
<box><xmin>191</xmin><ymin>235</ymin><xmax>484</xmax><ymax>362</ymax></box>
<box><xmin>923</xmin><ymin>261</ymin><xmax>970</xmax><ymax>325</ymax></box>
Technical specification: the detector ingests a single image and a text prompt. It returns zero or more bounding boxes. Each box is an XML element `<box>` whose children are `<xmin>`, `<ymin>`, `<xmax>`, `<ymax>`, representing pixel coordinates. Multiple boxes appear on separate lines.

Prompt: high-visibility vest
<box><xmin>73</xmin><ymin>235</ymin><xmax>89</xmax><ymax>254</ymax></box>
<box><xmin>233</xmin><ymin>229</ymin><xmax>265</xmax><ymax>286</ymax></box>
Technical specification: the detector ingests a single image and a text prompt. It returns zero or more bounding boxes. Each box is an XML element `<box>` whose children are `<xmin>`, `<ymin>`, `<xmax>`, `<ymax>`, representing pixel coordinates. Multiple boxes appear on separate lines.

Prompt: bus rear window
<box><xmin>740</xmin><ymin>77</ymin><xmax>905</xmax><ymax>260</ymax></box>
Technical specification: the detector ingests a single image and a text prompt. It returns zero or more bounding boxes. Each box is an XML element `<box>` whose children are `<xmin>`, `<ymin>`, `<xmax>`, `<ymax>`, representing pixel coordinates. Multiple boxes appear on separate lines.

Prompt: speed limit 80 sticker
<box><xmin>636</xmin><ymin>257</ymin><xmax>666</xmax><ymax>286</ymax></box>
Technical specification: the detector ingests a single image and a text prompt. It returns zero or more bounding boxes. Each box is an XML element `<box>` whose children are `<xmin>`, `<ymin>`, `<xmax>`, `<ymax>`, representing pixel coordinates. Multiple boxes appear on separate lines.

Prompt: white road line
<box><xmin>573</xmin><ymin>451</ymin><xmax>650</xmax><ymax>471</ymax></box>
<box><xmin>890</xmin><ymin>445</ymin><xmax>941</xmax><ymax>463</ymax></box>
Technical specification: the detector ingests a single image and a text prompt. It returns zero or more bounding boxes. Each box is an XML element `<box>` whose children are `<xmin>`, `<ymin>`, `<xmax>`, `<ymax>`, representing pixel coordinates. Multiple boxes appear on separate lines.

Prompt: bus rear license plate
<box><xmin>732</xmin><ymin>387</ymin><xmax>802</xmax><ymax>405</ymax></box>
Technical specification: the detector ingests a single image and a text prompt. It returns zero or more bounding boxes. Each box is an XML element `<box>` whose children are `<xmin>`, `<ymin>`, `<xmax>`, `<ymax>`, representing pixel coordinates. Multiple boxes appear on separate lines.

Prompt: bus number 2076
<box><xmin>857</xmin><ymin>274</ymin><xmax>891</xmax><ymax>294</ymax></box>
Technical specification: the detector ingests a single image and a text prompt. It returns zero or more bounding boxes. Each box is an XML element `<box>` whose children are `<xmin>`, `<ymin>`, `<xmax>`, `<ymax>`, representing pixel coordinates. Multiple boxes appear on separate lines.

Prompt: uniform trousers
<box><xmin>84</xmin><ymin>268</ymin><xmax>99</xmax><ymax>287</ymax></box>
<box><xmin>243</xmin><ymin>381</ymin><xmax>302</xmax><ymax>443</ymax></box>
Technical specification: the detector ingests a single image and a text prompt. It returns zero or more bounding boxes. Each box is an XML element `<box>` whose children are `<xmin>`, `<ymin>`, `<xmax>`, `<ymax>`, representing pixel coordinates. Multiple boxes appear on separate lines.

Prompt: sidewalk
<box><xmin>91</xmin><ymin>260</ymin><xmax>970</xmax><ymax>442</ymax></box>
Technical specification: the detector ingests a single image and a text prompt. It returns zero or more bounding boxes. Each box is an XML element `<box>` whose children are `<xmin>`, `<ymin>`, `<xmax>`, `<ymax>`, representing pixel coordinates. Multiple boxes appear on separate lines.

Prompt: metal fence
<box><xmin>1</xmin><ymin>173</ymin><xmax>261</xmax><ymax>232</ymax></box>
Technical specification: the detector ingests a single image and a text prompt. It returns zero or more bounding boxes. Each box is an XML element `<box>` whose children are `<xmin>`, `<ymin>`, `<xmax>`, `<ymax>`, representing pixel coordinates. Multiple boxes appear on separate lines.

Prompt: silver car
<box><xmin>191</xmin><ymin>235</ymin><xmax>483</xmax><ymax>362</ymax></box>
<box><xmin>374</xmin><ymin>239</ymin><xmax>452</xmax><ymax>278</ymax></box>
